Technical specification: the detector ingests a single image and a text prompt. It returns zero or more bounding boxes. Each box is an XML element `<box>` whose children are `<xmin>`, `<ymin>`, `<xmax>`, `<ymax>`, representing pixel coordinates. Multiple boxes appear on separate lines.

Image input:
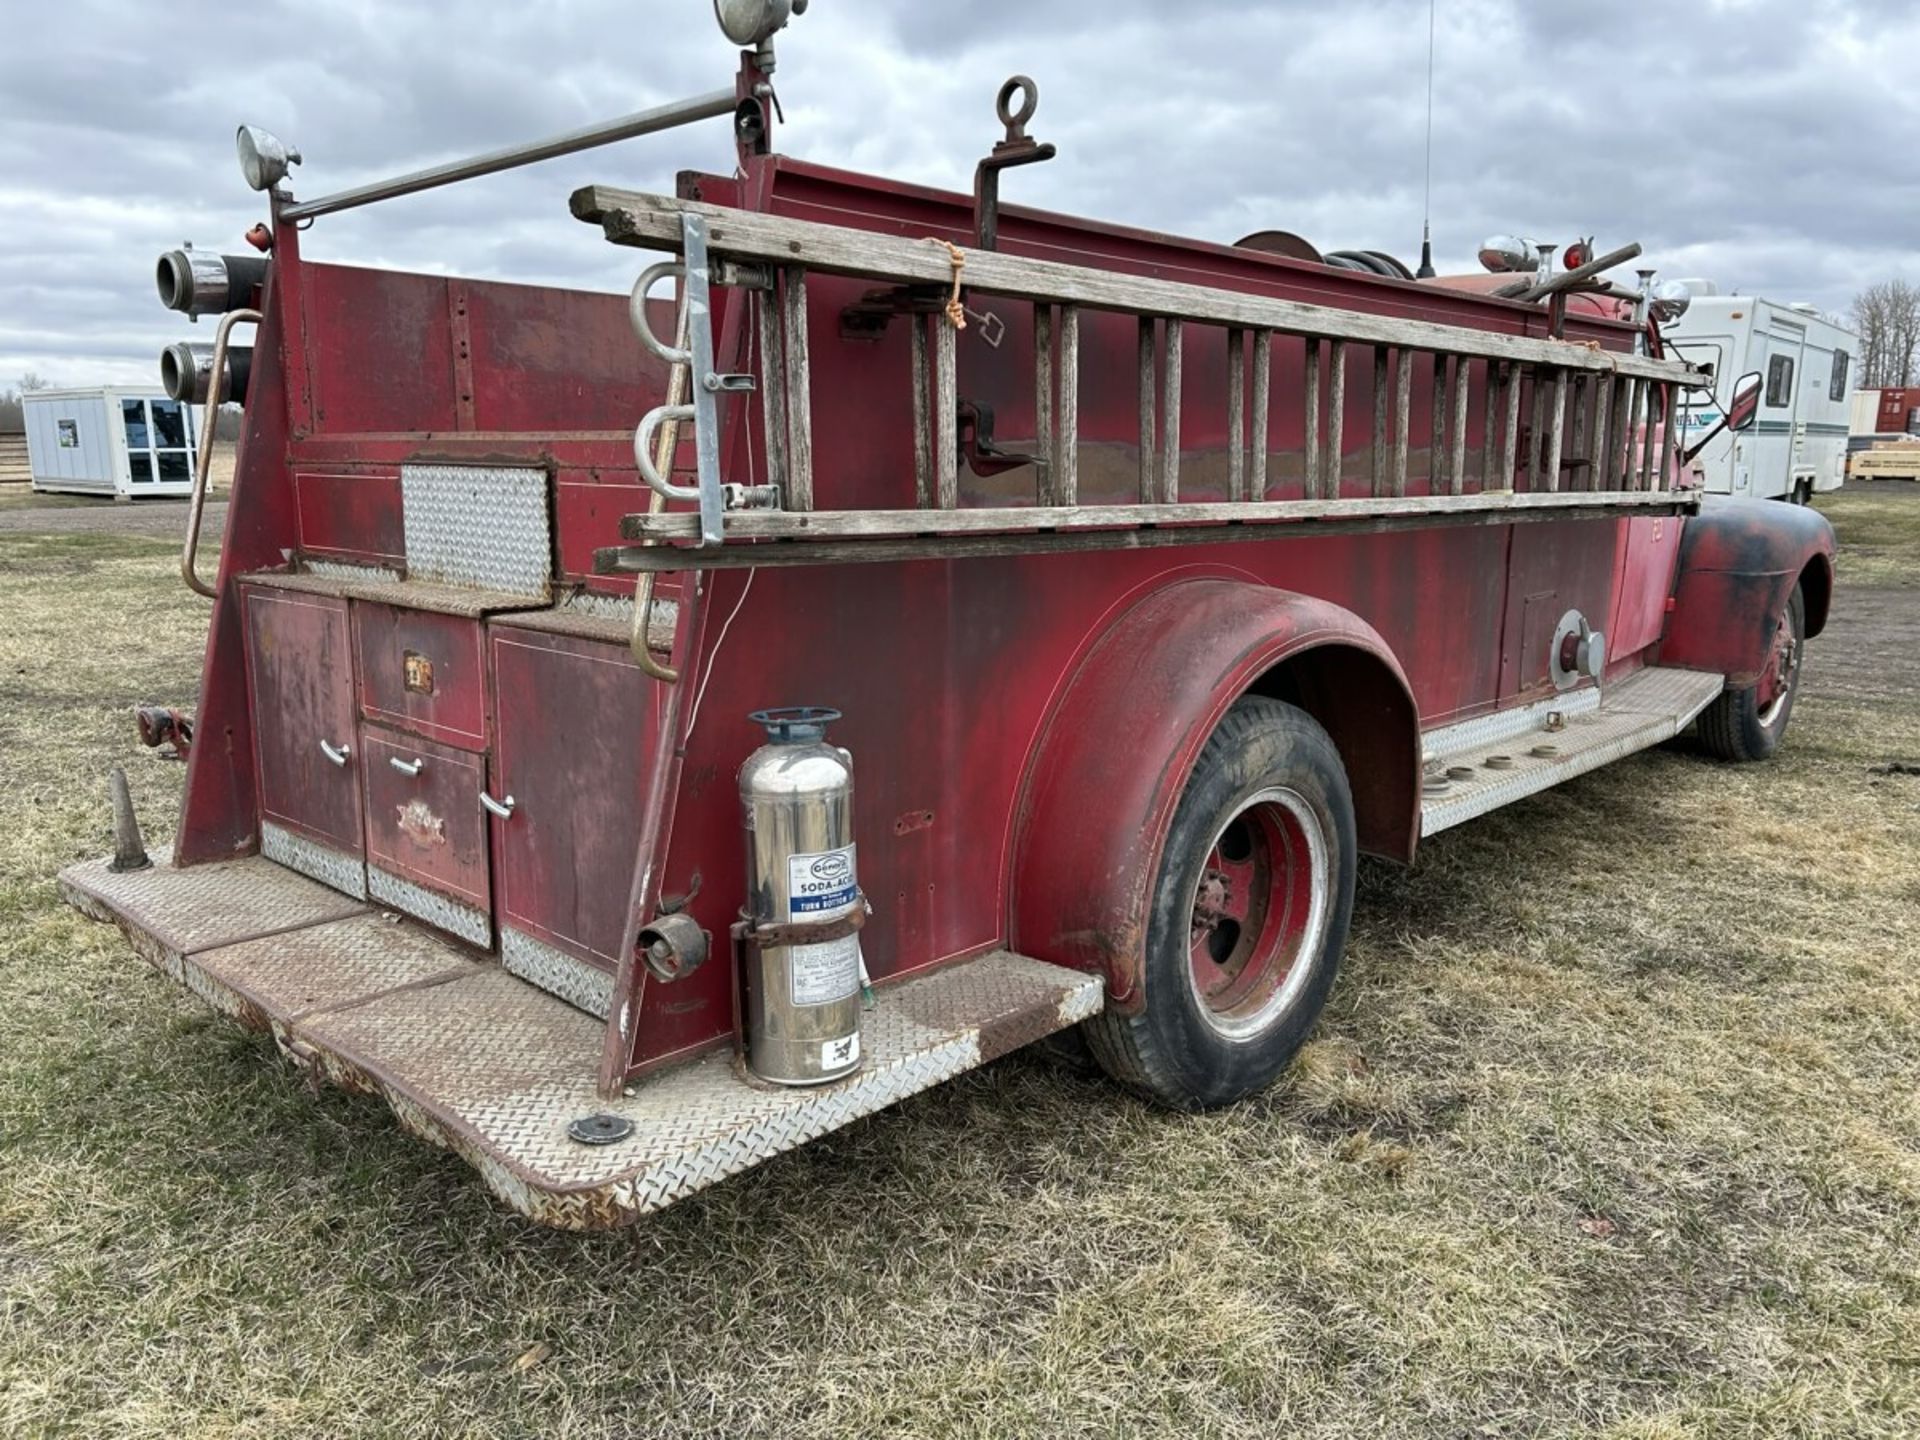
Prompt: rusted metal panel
<box><xmin>483</xmin><ymin>623</ymin><xmax>721</xmax><ymax>1052</ymax></box>
<box><xmin>353</xmin><ymin>602</ymin><xmax>490</xmax><ymax>751</ymax></box>
<box><xmin>293</xmin><ymin>469</ymin><xmax>404</xmax><ymax>568</ymax></box>
<box><xmin>1008</xmin><ymin>578</ymin><xmax>1420</xmax><ymax>1009</ymax></box>
<box><xmin>302</xmin><ymin>264</ymin><xmax>458</xmax><ymax>433</ymax></box>
<box><xmin>359</xmin><ymin>722</ymin><xmax>492</xmax><ymax>933</ymax></box>
<box><xmin>1659</xmin><ymin>496</ymin><xmax>1836</xmax><ymax>683</ymax></box>
<box><xmin>242</xmin><ymin>585</ymin><xmax>364</xmax><ymax>862</ymax></box>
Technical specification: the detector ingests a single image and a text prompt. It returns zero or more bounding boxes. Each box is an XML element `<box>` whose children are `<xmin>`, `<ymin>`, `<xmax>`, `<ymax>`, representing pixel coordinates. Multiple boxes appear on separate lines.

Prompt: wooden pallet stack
<box><xmin>1850</xmin><ymin>437</ymin><xmax>1920</xmax><ymax>482</ymax></box>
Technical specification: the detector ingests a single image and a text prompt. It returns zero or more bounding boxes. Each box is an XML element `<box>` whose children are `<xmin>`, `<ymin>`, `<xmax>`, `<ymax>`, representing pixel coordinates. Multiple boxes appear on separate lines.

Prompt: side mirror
<box><xmin>1727</xmin><ymin>371</ymin><xmax>1762</xmax><ymax>433</ymax></box>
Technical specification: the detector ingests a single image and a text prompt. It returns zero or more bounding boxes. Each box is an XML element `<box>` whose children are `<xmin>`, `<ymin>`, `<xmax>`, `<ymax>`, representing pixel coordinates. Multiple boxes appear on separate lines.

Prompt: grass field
<box><xmin>1</xmin><ymin>493</ymin><xmax>1917</xmax><ymax>1438</ymax></box>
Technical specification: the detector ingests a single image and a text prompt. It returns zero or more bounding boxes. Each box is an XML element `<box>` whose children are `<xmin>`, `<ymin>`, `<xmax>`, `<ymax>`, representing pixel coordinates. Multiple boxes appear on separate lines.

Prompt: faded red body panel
<box><xmin>241</xmin><ymin>586</ymin><xmax>362</xmax><ymax>858</ymax></box>
<box><xmin>361</xmin><ymin>724</ymin><xmax>491</xmax><ymax>918</ymax></box>
<box><xmin>353</xmin><ymin>605</ymin><xmax>490</xmax><ymax>751</ymax></box>
<box><xmin>487</xmin><ymin>624</ymin><xmax>654</xmax><ymax>963</ymax></box>
<box><xmin>1660</xmin><ymin>497</ymin><xmax>1836</xmax><ymax>683</ymax></box>
<box><xmin>1007</xmin><ymin>579</ymin><xmax>1417</xmax><ymax>1007</ymax></box>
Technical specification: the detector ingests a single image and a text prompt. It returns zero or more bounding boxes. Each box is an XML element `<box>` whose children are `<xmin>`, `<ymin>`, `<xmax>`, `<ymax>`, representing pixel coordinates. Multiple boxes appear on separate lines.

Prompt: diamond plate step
<box><xmin>59</xmin><ymin>850</ymin><xmax>1104</xmax><ymax>1228</ymax></box>
<box><xmin>1420</xmin><ymin>665</ymin><xmax>1725</xmax><ymax>836</ymax></box>
<box><xmin>58</xmin><ymin>849</ymin><xmax>369</xmax><ymax>980</ymax></box>
<box><xmin>295</xmin><ymin>951</ymin><xmax>1104</xmax><ymax>1229</ymax></box>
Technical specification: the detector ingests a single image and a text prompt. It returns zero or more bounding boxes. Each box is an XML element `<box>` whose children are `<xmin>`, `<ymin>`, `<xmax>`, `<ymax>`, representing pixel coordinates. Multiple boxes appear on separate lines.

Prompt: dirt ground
<box><xmin>0</xmin><ymin>485</ymin><xmax>1916</xmax><ymax>1439</ymax></box>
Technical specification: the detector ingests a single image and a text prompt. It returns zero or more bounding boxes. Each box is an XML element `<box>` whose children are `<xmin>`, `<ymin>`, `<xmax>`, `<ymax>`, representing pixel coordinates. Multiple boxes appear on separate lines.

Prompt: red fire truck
<box><xmin>63</xmin><ymin>5</ymin><xmax>1834</xmax><ymax>1228</ymax></box>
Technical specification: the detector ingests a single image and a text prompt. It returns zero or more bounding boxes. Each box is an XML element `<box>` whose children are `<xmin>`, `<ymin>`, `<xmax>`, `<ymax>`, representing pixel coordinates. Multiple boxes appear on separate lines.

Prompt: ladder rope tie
<box><xmin>925</xmin><ymin>238</ymin><xmax>968</xmax><ymax>330</ymax></box>
<box><xmin>1576</xmin><ymin>338</ymin><xmax>1620</xmax><ymax>374</ymax></box>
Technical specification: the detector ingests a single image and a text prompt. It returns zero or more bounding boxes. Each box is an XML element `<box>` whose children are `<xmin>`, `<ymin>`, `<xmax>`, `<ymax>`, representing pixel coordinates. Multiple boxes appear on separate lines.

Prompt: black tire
<box><xmin>1697</xmin><ymin>585</ymin><xmax>1806</xmax><ymax>762</ymax></box>
<box><xmin>1084</xmin><ymin>697</ymin><xmax>1356</xmax><ymax>1109</ymax></box>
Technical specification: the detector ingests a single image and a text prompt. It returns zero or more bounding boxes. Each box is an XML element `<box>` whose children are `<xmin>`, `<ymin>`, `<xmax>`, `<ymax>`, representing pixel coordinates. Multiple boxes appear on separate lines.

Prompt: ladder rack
<box><xmin>572</xmin><ymin>186</ymin><xmax>1706</xmax><ymax>573</ymax></box>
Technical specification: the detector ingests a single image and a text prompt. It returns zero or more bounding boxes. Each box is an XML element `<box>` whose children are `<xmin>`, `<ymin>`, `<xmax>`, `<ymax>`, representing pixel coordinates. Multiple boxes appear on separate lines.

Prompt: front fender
<box><xmin>1008</xmin><ymin>578</ymin><xmax>1418</xmax><ymax>1010</ymax></box>
<box><xmin>1659</xmin><ymin>497</ymin><xmax>1836</xmax><ymax>685</ymax></box>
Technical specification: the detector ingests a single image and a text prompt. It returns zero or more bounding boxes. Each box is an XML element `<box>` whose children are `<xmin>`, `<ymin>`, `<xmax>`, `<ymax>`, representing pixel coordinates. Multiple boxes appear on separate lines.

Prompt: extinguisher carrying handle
<box><xmin>735</xmin><ymin>890</ymin><xmax>871</xmax><ymax>949</ymax></box>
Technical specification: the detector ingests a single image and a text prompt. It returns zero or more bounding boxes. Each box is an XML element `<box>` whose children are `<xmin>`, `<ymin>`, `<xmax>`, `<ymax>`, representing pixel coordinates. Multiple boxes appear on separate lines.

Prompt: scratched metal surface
<box><xmin>1420</xmin><ymin>666</ymin><xmax>1723</xmax><ymax>835</ymax></box>
<box><xmin>295</xmin><ymin>950</ymin><xmax>1103</xmax><ymax>1226</ymax></box>
<box><xmin>187</xmin><ymin>913</ymin><xmax>483</xmax><ymax>1030</ymax></box>
<box><xmin>58</xmin><ymin>850</ymin><xmax>367</xmax><ymax>966</ymax></box>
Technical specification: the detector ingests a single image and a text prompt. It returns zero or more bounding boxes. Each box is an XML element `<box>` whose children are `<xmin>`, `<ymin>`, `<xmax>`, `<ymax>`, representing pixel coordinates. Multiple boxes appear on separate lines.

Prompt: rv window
<box><xmin>1829</xmin><ymin>350</ymin><xmax>1850</xmax><ymax>402</ymax></box>
<box><xmin>121</xmin><ymin>399</ymin><xmax>150</xmax><ymax>448</ymax></box>
<box><xmin>1672</xmin><ymin>341</ymin><xmax>1724</xmax><ymax>397</ymax></box>
<box><xmin>150</xmin><ymin>399</ymin><xmax>188</xmax><ymax>449</ymax></box>
<box><xmin>1765</xmin><ymin>355</ymin><xmax>1794</xmax><ymax>407</ymax></box>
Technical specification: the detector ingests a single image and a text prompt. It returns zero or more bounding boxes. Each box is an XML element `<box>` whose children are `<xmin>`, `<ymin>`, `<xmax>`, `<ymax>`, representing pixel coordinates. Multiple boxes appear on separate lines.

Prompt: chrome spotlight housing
<box><xmin>714</xmin><ymin>0</ymin><xmax>804</xmax><ymax>46</ymax></box>
<box><xmin>1477</xmin><ymin>235</ymin><xmax>1537</xmax><ymax>274</ymax></box>
<box><xmin>1650</xmin><ymin>279</ymin><xmax>1693</xmax><ymax>322</ymax></box>
<box><xmin>236</xmin><ymin>125</ymin><xmax>301</xmax><ymax>192</ymax></box>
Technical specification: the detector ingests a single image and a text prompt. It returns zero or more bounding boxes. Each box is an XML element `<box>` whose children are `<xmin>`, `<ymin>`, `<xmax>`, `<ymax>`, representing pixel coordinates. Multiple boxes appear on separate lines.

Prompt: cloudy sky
<box><xmin>3</xmin><ymin>0</ymin><xmax>1917</xmax><ymax>388</ymax></box>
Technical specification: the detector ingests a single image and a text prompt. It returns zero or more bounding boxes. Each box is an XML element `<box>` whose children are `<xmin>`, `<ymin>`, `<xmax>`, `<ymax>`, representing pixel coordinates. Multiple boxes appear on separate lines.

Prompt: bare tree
<box><xmin>16</xmin><ymin>371</ymin><xmax>50</xmax><ymax>393</ymax></box>
<box><xmin>1850</xmin><ymin>280</ymin><xmax>1920</xmax><ymax>388</ymax></box>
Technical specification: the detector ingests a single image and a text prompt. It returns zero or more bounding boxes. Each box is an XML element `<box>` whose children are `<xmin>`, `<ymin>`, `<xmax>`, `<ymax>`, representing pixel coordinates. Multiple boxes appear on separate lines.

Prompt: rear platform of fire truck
<box><xmin>61</xmin><ymin>3</ymin><xmax>1833</xmax><ymax>1227</ymax></box>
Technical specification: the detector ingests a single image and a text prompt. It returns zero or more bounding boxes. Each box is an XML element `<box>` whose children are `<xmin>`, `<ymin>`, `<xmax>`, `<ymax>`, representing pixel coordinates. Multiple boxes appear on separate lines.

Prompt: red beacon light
<box><xmin>1562</xmin><ymin>240</ymin><xmax>1591</xmax><ymax>271</ymax></box>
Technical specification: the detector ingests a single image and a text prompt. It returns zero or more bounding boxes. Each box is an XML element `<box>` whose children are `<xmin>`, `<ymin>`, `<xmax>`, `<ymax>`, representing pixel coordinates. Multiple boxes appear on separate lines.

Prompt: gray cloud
<box><xmin>2</xmin><ymin>0</ymin><xmax>1916</xmax><ymax>386</ymax></box>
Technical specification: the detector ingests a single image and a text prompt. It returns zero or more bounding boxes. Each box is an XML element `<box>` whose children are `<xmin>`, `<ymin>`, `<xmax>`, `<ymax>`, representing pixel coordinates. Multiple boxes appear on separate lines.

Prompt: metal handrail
<box><xmin>631</xmin><ymin>298</ymin><xmax>692</xmax><ymax>681</ymax></box>
<box><xmin>278</xmin><ymin>88</ymin><xmax>734</xmax><ymax>223</ymax></box>
<box><xmin>182</xmin><ymin>307</ymin><xmax>260</xmax><ymax>598</ymax></box>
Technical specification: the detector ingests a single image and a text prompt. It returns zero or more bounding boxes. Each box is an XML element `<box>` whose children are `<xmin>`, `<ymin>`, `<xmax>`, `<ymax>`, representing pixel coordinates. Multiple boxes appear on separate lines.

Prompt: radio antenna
<box><xmin>1415</xmin><ymin>0</ymin><xmax>1437</xmax><ymax>279</ymax></box>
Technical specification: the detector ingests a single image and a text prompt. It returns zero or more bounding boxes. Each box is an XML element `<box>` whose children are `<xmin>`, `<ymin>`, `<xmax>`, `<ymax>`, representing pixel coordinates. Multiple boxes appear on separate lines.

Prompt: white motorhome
<box><xmin>24</xmin><ymin>386</ymin><xmax>198</xmax><ymax>499</ymax></box>
<box><xmin>1664</xmin><ymin>288</ymin><xmax>1857</xmax><ymax>502</ymax></box>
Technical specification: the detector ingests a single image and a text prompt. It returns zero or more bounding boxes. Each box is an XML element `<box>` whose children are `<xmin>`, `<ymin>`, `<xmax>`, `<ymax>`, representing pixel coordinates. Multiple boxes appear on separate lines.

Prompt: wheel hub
<box><xmin>1184</xmin><ymin>787</ymin><xmax>1331</xmax><ymax>1040</ymax></box>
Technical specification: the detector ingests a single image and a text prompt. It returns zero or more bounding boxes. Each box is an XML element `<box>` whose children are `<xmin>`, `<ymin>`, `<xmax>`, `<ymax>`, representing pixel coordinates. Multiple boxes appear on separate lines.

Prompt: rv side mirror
<box><xmin>1727</xmin><ymin>372</ymin><xmax>1762</xmax><ymax>433</ymax></box>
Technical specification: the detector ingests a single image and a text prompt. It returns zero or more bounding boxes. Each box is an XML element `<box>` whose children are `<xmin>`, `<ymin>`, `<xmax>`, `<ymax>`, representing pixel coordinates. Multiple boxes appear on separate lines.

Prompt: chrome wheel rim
<box><xmin>1185</xmin><ymin>785</ymin><xmax>1331</xmax><ymax>1042</ymax></box>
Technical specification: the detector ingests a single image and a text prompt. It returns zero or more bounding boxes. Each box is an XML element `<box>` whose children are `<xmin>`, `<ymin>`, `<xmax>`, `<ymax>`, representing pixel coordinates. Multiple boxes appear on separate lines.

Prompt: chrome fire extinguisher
<box><xmin>738</xmin><ymin>706</ymin><xmax>868</xmax><ymax>1085</ymax></box>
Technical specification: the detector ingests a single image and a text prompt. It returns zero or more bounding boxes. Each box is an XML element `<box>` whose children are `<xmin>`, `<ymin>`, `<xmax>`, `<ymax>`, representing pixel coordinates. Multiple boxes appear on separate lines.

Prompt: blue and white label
<box><xmin>788</xmin><ymin>843</ymin><xmax>857</xmax><ymax>918</ymax></box>
<box><xmin>786</xmin><ymin>843</ymin><xmax>860</xmax><ymax>1007</ymax></box>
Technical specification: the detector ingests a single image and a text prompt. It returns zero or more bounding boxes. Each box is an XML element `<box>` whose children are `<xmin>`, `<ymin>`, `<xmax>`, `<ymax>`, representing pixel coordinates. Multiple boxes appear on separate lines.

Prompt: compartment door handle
<box><xmin>318</xmin><ymin>738</ymin><xmax>351</xmax><ymax>767</ymax></box>
<box><xmin>480</xmin><ymin>791</ymin><xmax>516</xmax><ymax>820</ymax></box>
<box><xmin>389</xmin><ymin>756</ymin><xmax>425</xmax><ymax>777</ymax></box>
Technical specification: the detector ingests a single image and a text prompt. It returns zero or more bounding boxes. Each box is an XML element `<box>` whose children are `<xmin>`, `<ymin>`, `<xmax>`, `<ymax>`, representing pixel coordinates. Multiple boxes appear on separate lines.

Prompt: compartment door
<box><xmin>361</xmin><ymin>723</ymin><xmax>494</xmax><ymax>947</ymax></box>
<box><xmin>487</xmin><ymin>624</ymin><xmax>654</xmax><ymax>1016</ymax></box>
<box><xmin>243</xmin><ymin>585</ymin><xmax>367</xmax><ymax>897</ymax></box>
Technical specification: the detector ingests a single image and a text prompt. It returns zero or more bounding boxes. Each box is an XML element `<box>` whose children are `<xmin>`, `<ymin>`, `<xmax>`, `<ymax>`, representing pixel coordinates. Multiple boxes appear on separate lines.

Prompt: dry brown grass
<box><xmin>1</xmin><ymin>493</ymin><xmax>1918</xmax><ymax>1438</ymax></box>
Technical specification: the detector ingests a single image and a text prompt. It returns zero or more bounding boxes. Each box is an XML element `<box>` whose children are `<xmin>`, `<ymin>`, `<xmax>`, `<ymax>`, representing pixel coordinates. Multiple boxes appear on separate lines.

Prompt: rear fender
<box><xmin>1660</xmin><ymin>497</ymin><xmax>1836</xmax><ymax>684</ymax></box>
<box><xmin>1008</xmin><ymin>578</ymin><xmax>1419</xmax><ymax>1011</ymax></box>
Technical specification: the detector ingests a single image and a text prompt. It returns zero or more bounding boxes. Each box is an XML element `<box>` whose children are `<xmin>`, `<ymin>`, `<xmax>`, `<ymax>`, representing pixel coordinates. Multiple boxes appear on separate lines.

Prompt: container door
<box><xmin>242</xmin><ymin>585</ymin><xmax>368</xmax><ymax>897</ymax></box>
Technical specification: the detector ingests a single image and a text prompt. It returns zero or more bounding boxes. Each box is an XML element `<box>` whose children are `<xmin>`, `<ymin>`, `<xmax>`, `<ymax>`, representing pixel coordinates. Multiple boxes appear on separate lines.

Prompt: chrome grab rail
<box><xmin>182</xmin><ymin>307</ymin><xmax>261</xmax><ymax>598</ymax></box>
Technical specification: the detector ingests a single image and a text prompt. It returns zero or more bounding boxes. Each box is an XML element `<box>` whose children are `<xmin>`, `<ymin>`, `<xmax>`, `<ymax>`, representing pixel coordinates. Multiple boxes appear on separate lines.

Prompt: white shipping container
<box><xmin>25</xmin><ymin>387</ymin><xmax>197</xmax><ymax>499</ymax></box>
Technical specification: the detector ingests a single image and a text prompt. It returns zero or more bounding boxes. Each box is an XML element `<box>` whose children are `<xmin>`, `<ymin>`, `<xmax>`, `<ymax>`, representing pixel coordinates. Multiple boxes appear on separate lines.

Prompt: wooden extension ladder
<box><xmin>572</xmin><ymin>186</ymin><xmax>1708</xmax><ymax>575</ymax></box>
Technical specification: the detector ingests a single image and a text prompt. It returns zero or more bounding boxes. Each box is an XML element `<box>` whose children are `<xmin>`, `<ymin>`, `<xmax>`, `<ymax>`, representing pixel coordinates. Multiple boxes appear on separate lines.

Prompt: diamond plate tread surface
<box><xmin>262</xmin><ymin>821</ymin><xmax>367</xmax><ymax>900</ymax></box>
<box><xmin>185</xmin><ymin>914</ymin><xmax>483</xmax><ymax>1032</ymax></box>
<box><xmin>1421</xmin><ymin>666</ymin><xmax>1725</xmax><ymax>836</ymax></box>
<box><xmin>295</xmin><ymin>950</ymin><xmax>1105</xmax><ymax>1228</ymax></box>
<box><xmin>238</xmin><ymin>568</ymin><xmax>547</xmax><ymax>619</ymax></box>
<box><xmin>368</xmin><ymin>865</ymin><xmax>492</xmax><ymax>948</ymax></box>
<box><xmin>58</xmin><ymin>849</ymin><xmax>368</xmax><ymax>968</ymax></box>
<box><xmin>401</xmin><ymin>464</ymin><xmax>551</xmax><ymax>598</ymax></box>
<box><xmin>500</xmin><ymin>925</ymin><xmax>614</xmax><ymax>1018</ymax></box>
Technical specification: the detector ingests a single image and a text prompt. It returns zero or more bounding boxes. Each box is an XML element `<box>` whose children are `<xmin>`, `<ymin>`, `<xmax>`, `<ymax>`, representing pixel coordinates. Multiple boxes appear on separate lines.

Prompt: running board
<box><xmin>58</xmin><ymin>851</ymin><xmax>1104</xmax><ymax>1228</ymax></box>
<box><xmin>1419</xmin><ymin>666</ymin><xmax>1725</xmax><ymax>836</ymax></box>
